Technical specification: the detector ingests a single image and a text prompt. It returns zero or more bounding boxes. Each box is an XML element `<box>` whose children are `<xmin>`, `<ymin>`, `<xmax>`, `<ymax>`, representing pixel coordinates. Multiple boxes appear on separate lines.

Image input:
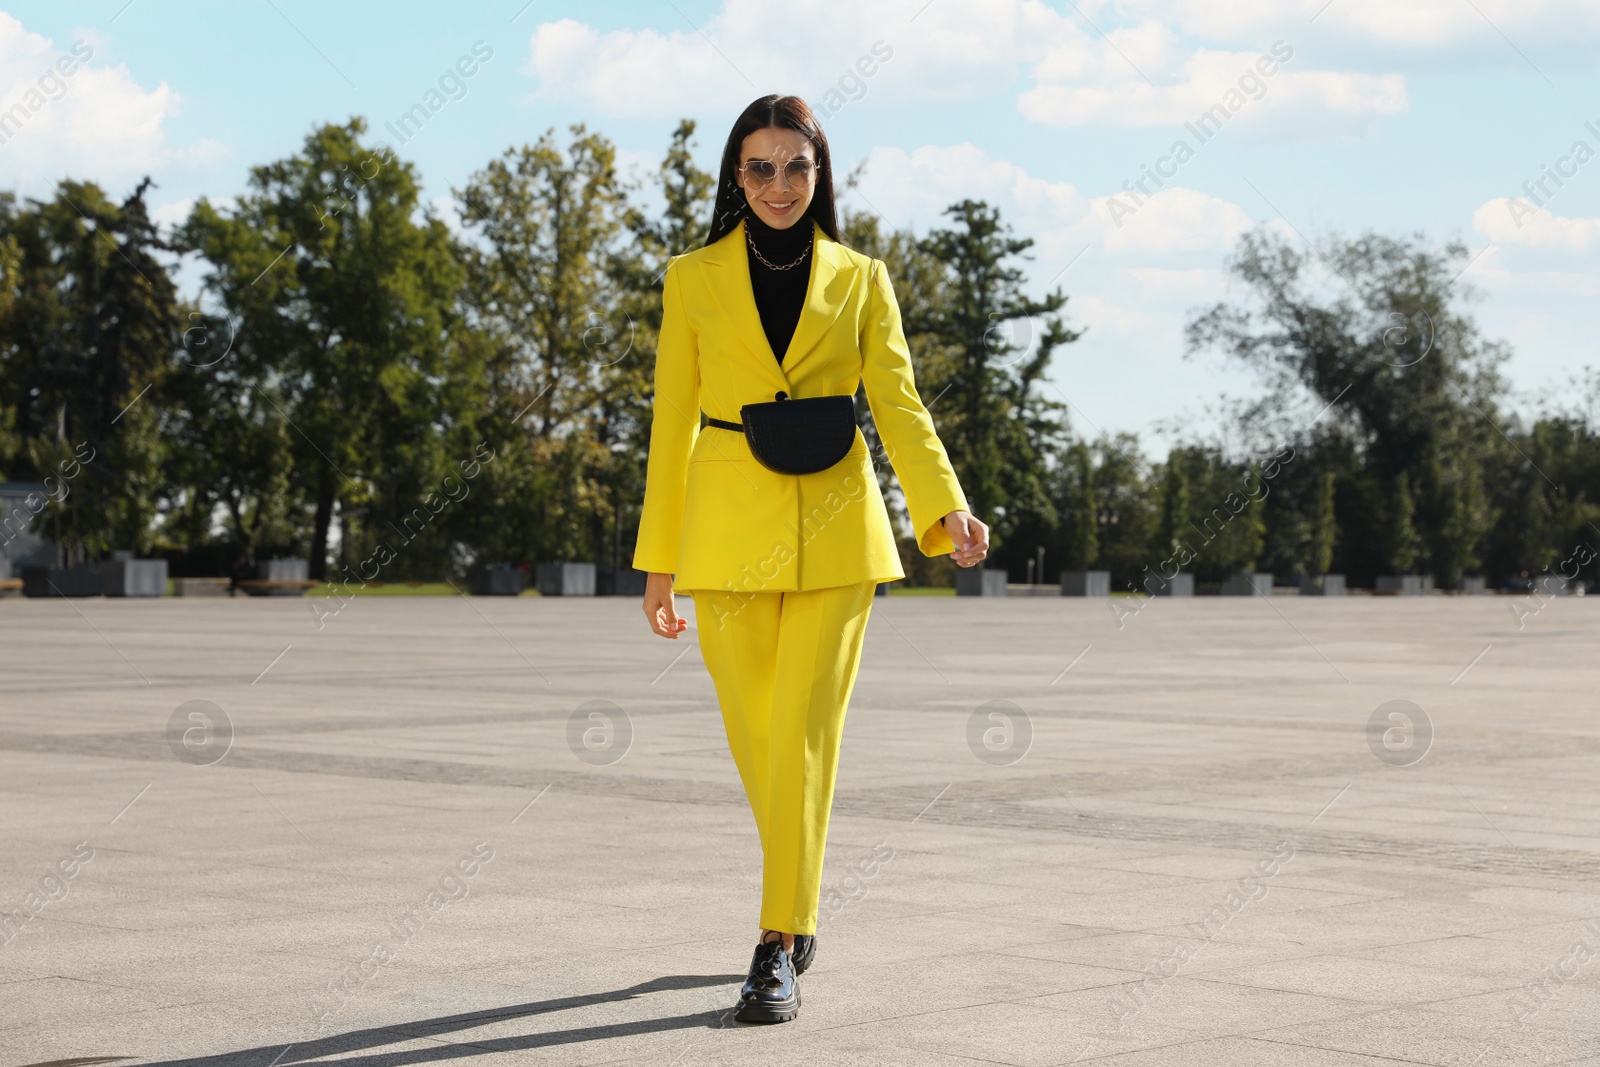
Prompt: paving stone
<box><xmin>1</xmin><ymin>595</ymin><xmax>1596</xmax><ymax>1064</ymax></box>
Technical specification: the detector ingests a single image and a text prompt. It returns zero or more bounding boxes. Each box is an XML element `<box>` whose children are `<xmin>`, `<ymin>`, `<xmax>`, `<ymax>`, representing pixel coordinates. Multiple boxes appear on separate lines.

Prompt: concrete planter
<box><xmin>1146</xmin><ymin>572</ymin><xmax>1195</xmax><ymax>597</ymax></box>
<box><xmin>1533</xmin><ymin>574</ymin><xmax>1581</xmax><ymax>597</ymax></box>
<box><xmin>956</xmin><ymin>567</ymin><xmax>1008</xmax><ymax>596</ymax></box>
<box><xmin>174</xmin><ymin>578</ymin><xmax>230</xmax><ymax>597</ymax></box>
<box><xmin>537</xmin><ymin>562</ymin><xmax>595</xmax><ymax>596</ymax></box>
<box><xmin>0</xmin><ymin>482</ymin><xmax>52</xmax><ymax>571</ymax></box>
<box><xmin>1376</xmin><ymin>575</ymin><xmax>1429</xmax><ymax>596</ymax></box>
<box><xmin>596</xmin><ymin>567</ymin><xmax>647</xmax><ymax>597</ymax></box>
<box><xmin>1302</xmin><ymin>574</ymin><xmax>1346</xmax><ymax>596</ymax></box>
<box><xmin>22</xmin><ymin>562</ymin><xmax>104</xmax><ymax>597</ymax></box>
<box><xmin>1058</xmin><ymin>570</ymin><xmax>1110</xmax><ymax>597</ymax></box>
<box><xmin>101</xmin><ymin>555</ymin><xmax>168</xmax><ymax>597</ymax></box>
<box><xmin>1220</xmin><ymin>571</ymin><xmax>1273</xmax><ymax>596</ymax></box>
<box><xmin>1456</xmin><ymin>575</ymin><xmax>1487</xmax><ymax>595</ymax></box>
<box><xmin>473</xmin><ymin>564</ymin><xmax>528</xmax><ymax>596</ymax></box>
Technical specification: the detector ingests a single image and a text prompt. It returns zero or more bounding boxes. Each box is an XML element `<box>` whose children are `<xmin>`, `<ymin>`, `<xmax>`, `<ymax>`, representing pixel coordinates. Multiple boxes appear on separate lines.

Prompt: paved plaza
<box><xmin>2</xmin><ymin>591</ymin><xmax>1598</xmax><ymax>1065</ymax></box>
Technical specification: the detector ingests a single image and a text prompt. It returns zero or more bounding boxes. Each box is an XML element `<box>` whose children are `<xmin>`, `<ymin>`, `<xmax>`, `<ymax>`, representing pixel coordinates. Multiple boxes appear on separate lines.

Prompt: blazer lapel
<box><xmin>700</xmin><ymin>217</ymin><xmax>859</xmax><ymax>395</ymax></box>
<box><xmin>784</xmin><ymin>227</ymin><xmax>858</xmax><ymax>378</ymax></box>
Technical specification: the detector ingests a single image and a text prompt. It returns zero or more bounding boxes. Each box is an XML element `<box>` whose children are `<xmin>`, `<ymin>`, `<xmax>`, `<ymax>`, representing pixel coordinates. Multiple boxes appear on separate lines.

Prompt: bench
<box><xmin>238</xmin><ymin>579</ymin><xmax>319</xmax><ymax>597</ymax></box>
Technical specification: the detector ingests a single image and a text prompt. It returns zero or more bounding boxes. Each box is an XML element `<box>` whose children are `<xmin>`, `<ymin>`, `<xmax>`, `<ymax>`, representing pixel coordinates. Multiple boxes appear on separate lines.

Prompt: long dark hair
<box><xmin>705</xmin><ymin>95</ymin><xmax>840</xmax><ymax>248</ymax></box>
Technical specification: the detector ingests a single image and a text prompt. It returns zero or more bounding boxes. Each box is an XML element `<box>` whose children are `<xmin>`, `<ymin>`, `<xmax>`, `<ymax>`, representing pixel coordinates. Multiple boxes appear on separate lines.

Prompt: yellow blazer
<box><xmin>632</xmin><ymin>216</ymin><xmax>970</xmax><ymax>595</ymax></box>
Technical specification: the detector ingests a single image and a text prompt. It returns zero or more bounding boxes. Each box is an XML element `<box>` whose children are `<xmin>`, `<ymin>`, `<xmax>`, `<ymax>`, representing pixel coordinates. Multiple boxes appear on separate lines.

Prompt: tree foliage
<box><xmin>0</xmin><ymin>179</ymin><xmax>176</xmax><ymax>562</ymax></box>
<box><xmin>177</xmin><ymin>117</ymin><xmax>470</xmax><ymax>580</ymax></box>
<box><xmin>2</xmin><ymin>125</ymin><xmax>1596</xmax><ymax>594</ymax></box>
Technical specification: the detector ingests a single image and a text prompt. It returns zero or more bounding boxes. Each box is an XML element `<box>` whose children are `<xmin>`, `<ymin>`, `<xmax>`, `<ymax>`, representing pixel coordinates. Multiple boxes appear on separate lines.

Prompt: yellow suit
<box><xmin>631</xmin><ymin>217</ymin><xmax>969</xmax><ymax>592</ymax></box>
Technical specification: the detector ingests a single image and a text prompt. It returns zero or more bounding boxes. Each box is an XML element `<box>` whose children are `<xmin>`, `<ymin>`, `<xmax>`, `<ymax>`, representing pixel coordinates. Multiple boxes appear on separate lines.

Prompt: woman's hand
<box><xmin>943</xmin><ymin>511</ymin><xmax>990</xmax><ymax>568</ymax></box>
<box><xmin>643</xmin><ymin>572</ymin><xmax>688</xmax><ymax>639</ymax></box>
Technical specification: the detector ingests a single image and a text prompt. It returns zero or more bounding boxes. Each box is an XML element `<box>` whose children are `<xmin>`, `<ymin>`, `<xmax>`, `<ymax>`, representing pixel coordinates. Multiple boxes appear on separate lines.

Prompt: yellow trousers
<box><xmin>692</xmin><ymin>582</ymin><xmax>875</xmax><ymax>935</ymax></box>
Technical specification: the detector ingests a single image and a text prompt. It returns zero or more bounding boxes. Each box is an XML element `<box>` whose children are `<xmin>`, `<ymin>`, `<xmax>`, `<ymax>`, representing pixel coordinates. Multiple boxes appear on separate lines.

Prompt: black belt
<box><xmin>705</xmin><ymin>415</ymin><xmax>744</xmax><ymax>431</ymax></box>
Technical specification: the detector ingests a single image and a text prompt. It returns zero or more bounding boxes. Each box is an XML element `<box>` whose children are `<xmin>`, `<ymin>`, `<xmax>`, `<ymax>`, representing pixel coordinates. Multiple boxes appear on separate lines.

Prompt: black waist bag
<box><xmin>705</xmin><ymin>391</ymin><xmax>857</xmax><ymax>475</ymax></box>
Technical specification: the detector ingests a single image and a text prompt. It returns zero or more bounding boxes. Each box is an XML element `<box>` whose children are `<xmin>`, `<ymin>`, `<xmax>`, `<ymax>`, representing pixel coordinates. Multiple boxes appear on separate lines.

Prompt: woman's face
<box><xmin>735</xmin><ymin>126</ymin><xmax>818</xmax><ymax>230</ymax></box>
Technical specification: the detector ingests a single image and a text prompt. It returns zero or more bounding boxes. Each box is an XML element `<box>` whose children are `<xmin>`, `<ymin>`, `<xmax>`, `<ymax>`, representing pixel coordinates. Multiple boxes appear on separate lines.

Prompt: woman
<box><xmin>634</xmin><ymin>94</ymin><xmax>988</xmax><ymax>1024</ymax></box>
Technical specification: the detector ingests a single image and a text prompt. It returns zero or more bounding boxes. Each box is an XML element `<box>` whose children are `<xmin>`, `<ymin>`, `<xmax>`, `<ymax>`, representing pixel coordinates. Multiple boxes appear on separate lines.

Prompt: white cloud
<box><xmin>517</xmin><ymin>0</ymin><xmax>1408</xmax><ymax>136</ymax></box>
<box><xmin>1107</xmin><ymin>0</ymin><xmax>1600</xmax><ymax>48</ymax></box>
<box><xmin>848</xmin><ymin>141</ymin><xmax>1274</xmax><ymax>263</ymax></box>
<box><xmin>612</xmin><ymin>143</ymin><xmax>662</xmax><ymax>187</ymax></box>
<box><xmin>837</xmin><ymin>136</ymin><xmax>1333</xmax><ymax>451</ymax></box>
<box><xmin>848</xmin><ymin>142</ymin><xmax>1088</xmax><ymax>230</ymax></box>
<box><xmin>427</xmin><ymin>194</ymin><xmax>464</xmax><ymax>237</ymax></box>
<box><xmin>1070</xmin><ymin>290</ymin><xmax>1170</xmax><ymax>337</ymax></box>
<box><xmin>1474</xmin><ymin>197</ymin><xmax>1600</xmax><ymax>252</ymax></box>
<box><xmin>150</xmin><ymin>193</ymin><xmax>237</xmax><ymax>234</ymax></box>
<box><xmin>169</xmin><ymin>138</ymin><xmax>228</xmax><ymax>168</ymax></box>
<box><xmin>1124</xmin><ymin>265</ymin><xmax>1233</xmax><ymax>301</ymax></box>
<box><xmin>149</xmin><ymin>196</ymin><xmax>195</xmax><ymax>232</ymax></box>
<box><xmin>518</xmin><ymin>1</ymin><xmax>1063</xmax><ymax>116</ymax></box>
<box><xmin>1020</xmin><ymin>39</ymin><xmax>1408</xmax><ymax>132</ymax></box>
<box><xmin>523</xmin><ymin>18</ymin><xmax>744</xmax><ymax>118</ymax></box>
<box><xmin>0</xmin><ymin>14</ymin><xmax>222</xmax><ymax>196</ymax></box>
<box><xmin>1093</xmin><ymin>187</ymin><xmax>1267</xmax><ymax>255</ymax></box>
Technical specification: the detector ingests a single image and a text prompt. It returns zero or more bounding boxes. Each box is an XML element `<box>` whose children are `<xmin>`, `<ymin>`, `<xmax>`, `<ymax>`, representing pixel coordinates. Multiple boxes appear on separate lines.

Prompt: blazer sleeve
<box><xmin>631</xmin><ymin>256</ymin><xmax>701</xmax><ymax>575</ymax></box>
<box><xmin>859</xmin><ymin>257</ymin><xmax>970</xmax><ymax>557</ymax></box>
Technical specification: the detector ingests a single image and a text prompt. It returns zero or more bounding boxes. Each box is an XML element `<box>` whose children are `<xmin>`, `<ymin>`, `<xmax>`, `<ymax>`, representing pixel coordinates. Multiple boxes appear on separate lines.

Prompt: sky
<box><xmin>1</xmin><ymin>0</ymin><xmax>1597</xmax><ymax>458</ymax></box>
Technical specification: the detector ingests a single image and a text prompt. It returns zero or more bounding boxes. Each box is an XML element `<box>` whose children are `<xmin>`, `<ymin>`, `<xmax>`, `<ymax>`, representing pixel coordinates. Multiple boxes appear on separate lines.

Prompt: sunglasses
<box><xmin>739</xmin><ymin>157</ymin><xmax>818</xmax><ymax>187</ymax></box>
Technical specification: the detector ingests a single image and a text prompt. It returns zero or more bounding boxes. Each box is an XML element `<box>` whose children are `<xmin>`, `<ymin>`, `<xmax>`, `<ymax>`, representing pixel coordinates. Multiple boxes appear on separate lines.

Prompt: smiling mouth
<box><xmin>766</xmin><ymin>200</ymin><xmax>795</xmax><ymax>211</ymax></box>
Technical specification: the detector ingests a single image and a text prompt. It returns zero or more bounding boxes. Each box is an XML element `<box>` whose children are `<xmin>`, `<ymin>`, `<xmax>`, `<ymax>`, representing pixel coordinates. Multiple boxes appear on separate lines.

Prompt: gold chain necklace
<box><xmin>746</xmin><ymin>218</ymin><xmax>812</xmax><ymax>271</ymax></box>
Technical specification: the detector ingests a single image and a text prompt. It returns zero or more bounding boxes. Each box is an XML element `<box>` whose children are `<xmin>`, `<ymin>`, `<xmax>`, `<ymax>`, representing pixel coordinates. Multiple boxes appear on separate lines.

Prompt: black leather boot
<box><xmin>791</xmin><ymin>933</ymin><xmax>816</xmax><ymax>975</ymax></box>
<box><xmin>736</xmin><ymin>935</ymin><xmax>800</xmax><ymax>1023</ymax></box>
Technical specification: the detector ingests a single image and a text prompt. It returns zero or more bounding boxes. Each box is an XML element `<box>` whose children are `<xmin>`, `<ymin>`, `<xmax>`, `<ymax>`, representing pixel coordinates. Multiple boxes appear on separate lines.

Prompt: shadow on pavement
<box><xmin>129</xmin><ymin>973</ymin><xmax>748</xmax><ymax>1067</ymax></box>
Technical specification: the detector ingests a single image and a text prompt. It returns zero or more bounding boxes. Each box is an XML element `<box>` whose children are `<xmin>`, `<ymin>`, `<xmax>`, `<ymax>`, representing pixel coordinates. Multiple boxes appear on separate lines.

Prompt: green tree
<box><xmin>1158</xmin><ymin>452</ymin><xmax>1191</xmax><ymax>559</ymax></box>
<box><xmin>1384</xmin><ymin>471</ymin><xmax>1422</xmax><ymax>573</ymax></box>
<box><xmin>1310</xmin><ymin>469</ymin><xmax>1337</xmax><ymax>578</ymax></box>
<box><xmin>1157</xmin><ymin>446</ymin><xmax>1271</xmax><ymax>582</ymax></box>
<box><xmin>1237</xmin><ymin>464</ymin><xmax>1267</xmax><ymax>571</ymax></box>
<box><xmin>837</xmin><ymin>178</ymin><xmax>968</xmax><ymax>575</ymax></box>
<box><xmin>1421</xmin><ymin>434</ymin><xmax>1485</xmax><ymax>586</ymax></box>
<box><xmin>0</xmin><ymin>179</ymin><xmax>177</xmax><ymax>562</ymax></box>
<box><xmin>627</xmin><ymin>118</ymin><xmax>715</xmax><ymax>261</ymax></box>
<box><xmin>1088</xmin><ymin>434</ymin><xmax>1154</xmax><ymax>584</ymax></box>
<box><xmin>609</xmin><ymin>119</ymin><xmax>716</xmax><ymax>574</ymax></box>
<box><xmin>179</xmin><ymin>118</ymin><xmax>468</xmax><ymax>579</ymax></box>
<box><xmin>0</xmin><ymin>227</ymin><xmax>20</xmax><ymax>475</ymax></box>
<box><xmin>1479</xmin><ymin>406</ymin><xmax>1600</xmax><ymax>587</ymax></box>
<box><xmin>160</xmin><ymin>356</ymin><xmax>301</xmax><ymax>564</ymax></box>
<box><xmin>1186</xmin><ymin>226</ymin><xmax>1507</xmax><ymax>586</ymax></box>
<box><xmin>905</xmin><ymin>199</ymin><xmax>1080</xmax><ymax>546</ymax></box>
<box><xmin>1062</xmin><ymin>442</ymin><xmax>1099</xmax><ymax>569</ymax></box>
<box><xmin>455</xmin><ymin>122</ymin><xmax>637</xmax><ymax>569</ymax></box>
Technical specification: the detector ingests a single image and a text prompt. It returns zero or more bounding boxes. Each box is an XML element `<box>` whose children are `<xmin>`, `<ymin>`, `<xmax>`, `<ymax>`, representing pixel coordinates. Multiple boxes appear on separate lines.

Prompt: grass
<box><xmin>164</xmin><ymin>578</ymin><xmax>960</xmax><ymax>598</ymax></box>
<box><xmin>307</xmin><ymin>581</ymin><xmax>539</xmax><ymax>596</ymax></box>
<box><xmin>162</xmin><ymin>579</ymin><xmax>540</xmax><ymax>596</ymax></box>
<box><xmin>312</xmin><ymin>581</ymin><xmax>960</xmax><ymax>597</ymax></box>
<box><xmin>299</xmin><ymin>580</ymin><xmax>964</xmax><ymax>597</ymax></box>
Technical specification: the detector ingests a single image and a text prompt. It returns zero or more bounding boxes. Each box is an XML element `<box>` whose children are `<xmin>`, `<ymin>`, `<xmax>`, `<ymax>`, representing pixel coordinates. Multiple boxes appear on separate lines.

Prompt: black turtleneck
<box><xmin>743</xmin><ymin>207</ymin><xmax>814</xmax><ymax>366</ymax></box>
